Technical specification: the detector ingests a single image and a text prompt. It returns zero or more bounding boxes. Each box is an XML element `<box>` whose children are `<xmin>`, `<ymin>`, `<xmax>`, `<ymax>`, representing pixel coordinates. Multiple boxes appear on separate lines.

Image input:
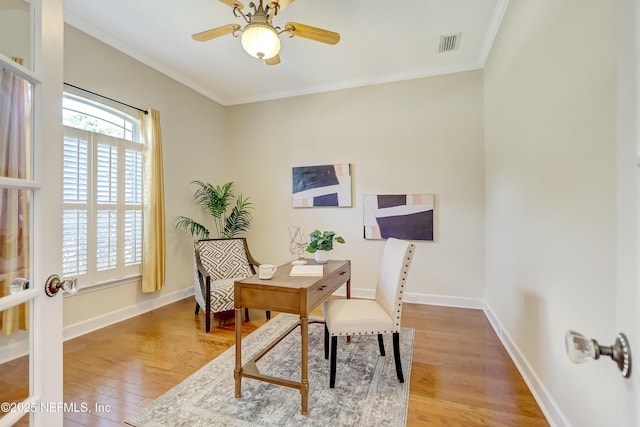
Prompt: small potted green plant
<box><xmin>306</xmin><ymin>230</ymin><xmax>345</xmax><ymax>264</ymax></box>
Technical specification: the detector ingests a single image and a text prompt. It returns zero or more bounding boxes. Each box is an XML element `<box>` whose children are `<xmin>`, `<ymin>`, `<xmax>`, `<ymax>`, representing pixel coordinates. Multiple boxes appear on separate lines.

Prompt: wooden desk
<box><xmin>234</xmin><ymin>259</ymin><xmax>351</xmax><ymax>415</ymax></box>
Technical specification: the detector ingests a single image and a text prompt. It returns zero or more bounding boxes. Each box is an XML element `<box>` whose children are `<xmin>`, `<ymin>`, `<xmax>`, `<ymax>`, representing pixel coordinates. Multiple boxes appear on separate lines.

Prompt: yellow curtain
<box><xmin>0</xmin><ymin>57</ymin><xmax>30</xmax><ymax>334</ymax></box>
<box><xmin>140</xmin><ymin>108</ymin><xmax>166</xmax><ymax>292</ymax></box>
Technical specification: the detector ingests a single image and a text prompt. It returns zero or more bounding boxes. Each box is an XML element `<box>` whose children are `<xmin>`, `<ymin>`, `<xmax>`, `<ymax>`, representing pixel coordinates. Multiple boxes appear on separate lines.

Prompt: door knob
<box><xmin>565</xmin><ymin>330</ymin><xmax>632</xmax><ymax>378</ymax></box>
<box><xmin>45</xmin><ymin>274</ymin><xmax>78</xmax><ymax>297</ymax></box>
<box><xmin>9</xmin><ymin>277</ymin><xmax>29</xmax><ymax>294</ymax></box>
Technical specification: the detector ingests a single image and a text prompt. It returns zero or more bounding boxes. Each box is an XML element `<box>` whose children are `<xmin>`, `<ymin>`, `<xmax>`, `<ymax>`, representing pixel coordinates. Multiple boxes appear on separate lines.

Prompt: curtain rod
<box><xmin>63</xmin><ymin>82</ymin><xmax>148</xmax><ymax>115</ymax></box>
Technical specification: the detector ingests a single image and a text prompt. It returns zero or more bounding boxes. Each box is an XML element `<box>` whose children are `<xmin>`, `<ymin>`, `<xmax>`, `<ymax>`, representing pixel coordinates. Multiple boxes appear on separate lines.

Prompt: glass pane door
<box><xmin>0</xmin><ymin>58</ymin><xmax>35</xmax><ymax>427</ymax></box>
<box><xmin>0</xmin><ymin>0</ymin><xmax>32</xmax><ymax>70</ymax></box>
<box><xmin>0</xmin><ymin>0</ymin><xmax>64</xmax><ymax>423</ymax></box>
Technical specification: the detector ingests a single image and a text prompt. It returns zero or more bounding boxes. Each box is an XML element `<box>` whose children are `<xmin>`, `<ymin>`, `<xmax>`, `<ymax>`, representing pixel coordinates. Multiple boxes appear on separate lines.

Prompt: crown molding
<box><xmin>479</xmin><ymin>0</ymin><xmax>511</xmax><ymax>66</ymax></box>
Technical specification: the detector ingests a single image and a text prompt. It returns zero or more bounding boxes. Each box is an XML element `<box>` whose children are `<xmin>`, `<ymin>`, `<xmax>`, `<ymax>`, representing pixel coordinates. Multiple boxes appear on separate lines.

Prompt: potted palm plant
<box><xmin>306</xmin><ymin>230</ymin><xmax>345</xmax><ymax>264</ymax></box>
<box><xmin>175</xmin><ymin>181</ymin><xmax>253</xmax><ymax>238</ymax></box>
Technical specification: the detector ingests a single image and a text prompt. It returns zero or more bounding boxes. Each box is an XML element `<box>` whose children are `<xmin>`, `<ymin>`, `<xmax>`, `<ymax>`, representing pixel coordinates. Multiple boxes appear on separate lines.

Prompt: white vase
<box><xmin>314</xmin><ymin>250</ymin><xmax>330</xmax><ymax>264</ymax></box>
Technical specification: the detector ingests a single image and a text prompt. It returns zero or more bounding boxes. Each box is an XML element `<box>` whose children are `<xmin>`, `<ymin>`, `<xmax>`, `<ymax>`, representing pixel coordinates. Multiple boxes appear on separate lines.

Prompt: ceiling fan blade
<box><xmin>192</xmin><ymin>24</ymin><xmax>241</xmax><ymax>42</ymax></box>
<box><xmin>265</xmin><ymin>54</ymin><xmax>281</xmax><ymax>66</ymax></box>
<box><xmin>285</xmin><ymin>22</ymin><xmax>340</xmax><ymax>45</ymax></box>
<box><xmin>269</xmin><ymin>0</ymin><xmax>295</xmax><ymax>14</ymax></box>
<box><xmin>219</xmin><ymin>0</ymin><xmax>244</xmax><ymax>9</ymax></box>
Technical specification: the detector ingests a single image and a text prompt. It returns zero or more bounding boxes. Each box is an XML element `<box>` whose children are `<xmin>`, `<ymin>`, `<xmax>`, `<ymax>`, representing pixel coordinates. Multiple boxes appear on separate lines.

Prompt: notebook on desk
<box><xmin>289</xmin><ymin>264</ymin><xmax>324</xmax><ymax>277</ymax></box>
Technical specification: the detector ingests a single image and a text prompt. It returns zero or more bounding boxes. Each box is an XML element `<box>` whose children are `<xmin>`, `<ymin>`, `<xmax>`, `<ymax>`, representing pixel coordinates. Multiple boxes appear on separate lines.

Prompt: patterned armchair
<box><xmin>194</xmin><ymin>238</ymin><xmax>268</xmax><ymax>333</ymax></box>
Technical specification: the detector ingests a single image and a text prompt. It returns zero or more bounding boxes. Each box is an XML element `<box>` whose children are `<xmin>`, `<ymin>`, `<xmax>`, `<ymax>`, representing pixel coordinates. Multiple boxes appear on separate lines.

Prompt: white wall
<box><xmin>484</xmin><ymin>1</ymin><xmax>619</xmax><ymax>425</ymax></box>
<box><xmin>62</xmin><ymin>25</ymin><xmax>229</xmax><ymax>326</ymax></box>
<box><xmin>225</xmin><ymin>71</ymin><xmax>485</xmax><ymax>302</ymax></box>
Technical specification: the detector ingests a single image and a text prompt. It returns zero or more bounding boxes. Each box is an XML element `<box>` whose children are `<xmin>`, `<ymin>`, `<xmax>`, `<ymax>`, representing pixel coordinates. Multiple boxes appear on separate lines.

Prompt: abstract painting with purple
<box><xmin>363</xmin><ymin>194</ymin><xmax>434</xmax><ymax>240</ymax></box>
<box><xmin>292</xmin><ymin>163</ymin><xmax>352</xmax><ymax>207</ymax></box>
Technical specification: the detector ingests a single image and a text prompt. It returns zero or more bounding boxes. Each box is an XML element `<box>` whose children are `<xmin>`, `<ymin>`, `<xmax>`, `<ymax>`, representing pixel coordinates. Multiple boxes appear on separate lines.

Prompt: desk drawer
<box><xmin>307</xmin><ymin>266</ymin><xmax>350</xmax><ymax>310</ymax></box>
<box><xmin>329</xmin><ymin>265</ymin><xmax>350</xmax><ymax>291</ymax></box>
<box><xmin>307</xmin><ymin>280</ymin><xmax>333</xmax><ymax>311</ymax></box>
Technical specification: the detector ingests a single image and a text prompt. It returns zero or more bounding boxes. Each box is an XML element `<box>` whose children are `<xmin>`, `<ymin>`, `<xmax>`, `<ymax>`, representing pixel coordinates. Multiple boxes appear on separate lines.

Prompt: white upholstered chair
<box><xmin>194</xmin><ymin>238</ymin><xmax>269</xmax><ymax>333</ymax></box>
<box><xmin>322</xmin><ymin>238</ymin><xmax>415</xmax><ymax>388</ymax></box>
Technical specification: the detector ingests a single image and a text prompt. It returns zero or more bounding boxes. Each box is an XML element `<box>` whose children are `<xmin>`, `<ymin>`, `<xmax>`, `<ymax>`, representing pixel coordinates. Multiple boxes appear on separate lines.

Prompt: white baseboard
<box><xmin>483</xmin><ymin>301</ymin><xmax>570</xmax><ymax>427</ymax></box>
<box><xmin>404</xmin><ymin>291</ymin><xmax>484</xmax><ymax>309</ymax></box>
<box><xmin>63</xmin><ymin>287</ymin><xmax>194</xmax><ymax>341</ymax></box>
<box><xmin>0</xmin><ymin>332</ymin><xmax>29</xmax><ymax>365</ymax></box>
<box><xmin>333</xmin><ymin>287</ymin><xmax>484</xmax><ymax>309</ymax></box>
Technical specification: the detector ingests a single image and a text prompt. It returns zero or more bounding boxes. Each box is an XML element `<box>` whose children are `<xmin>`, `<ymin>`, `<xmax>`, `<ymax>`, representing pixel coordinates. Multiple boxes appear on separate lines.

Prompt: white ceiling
<box><xmin>64</xmin><ymin>0</ymin><xmax>508</xmax><ymax>106</ymax></box>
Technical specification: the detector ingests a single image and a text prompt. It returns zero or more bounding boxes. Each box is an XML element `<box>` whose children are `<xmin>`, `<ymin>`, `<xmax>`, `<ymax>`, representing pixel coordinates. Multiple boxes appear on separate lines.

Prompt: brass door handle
<box><xmin>45</xmin><ymin>274</ymin><xmax>78</xmax><ymax>297</ymax></box>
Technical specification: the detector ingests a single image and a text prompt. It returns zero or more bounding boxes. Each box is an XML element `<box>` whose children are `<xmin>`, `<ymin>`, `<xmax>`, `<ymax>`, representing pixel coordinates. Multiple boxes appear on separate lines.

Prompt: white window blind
<box><xmin>63</xmin><ymin>132</ymin><xmax>89</xmax><ymax>276</ymax></box>
<box><xmin>62</xmin><ymin>94</ymin><xmax>142</xmax><ymax>286</ymax></box>
<box><xmin>124</xmin><ymin>149</ymin><xmax>143</xmax><ymax>266</ymax></box>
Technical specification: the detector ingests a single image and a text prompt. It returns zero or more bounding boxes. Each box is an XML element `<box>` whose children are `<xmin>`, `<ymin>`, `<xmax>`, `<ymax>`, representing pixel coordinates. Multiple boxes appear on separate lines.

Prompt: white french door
<box><xmin>0</xmin><ymin>0</ymin><xmax>64</xmax><ymax>426</ymax></box>
<box><xmin>615</xmin><ymin>0</ymin><xmax>640</xmax><ymax>424</ymax></box>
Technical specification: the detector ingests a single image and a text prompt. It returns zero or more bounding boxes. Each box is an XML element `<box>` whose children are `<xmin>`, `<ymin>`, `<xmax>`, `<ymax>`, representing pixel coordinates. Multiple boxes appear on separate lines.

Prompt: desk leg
<box><xmin>346</xmin><ymin>277</ymin><xmax>352</xmax><ymax>344</ymax></box>
<box><xmin>300</xmin><ymin>316</ymin><xmax>309</xmax><ymax>415</ymax></box>
<box><xmin>234</xmin><ymin>307</ymin><xmax>243</xmax><ymax>398</ymax></box>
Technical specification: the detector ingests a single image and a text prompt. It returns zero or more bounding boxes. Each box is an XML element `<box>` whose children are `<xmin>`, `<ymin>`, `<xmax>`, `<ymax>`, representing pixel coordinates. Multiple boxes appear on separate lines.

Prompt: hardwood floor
<box><xmin>402</xmin><ymin>304</ymin><xmax>548</xmax><ymax>426</ymax></box>
<box><xmin>0</xmin><ymin>298</ymin><xmax>549</xmax><ymax>426</ymax></box>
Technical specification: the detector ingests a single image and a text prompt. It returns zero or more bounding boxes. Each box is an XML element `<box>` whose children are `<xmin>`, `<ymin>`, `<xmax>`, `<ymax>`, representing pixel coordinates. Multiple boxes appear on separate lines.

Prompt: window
<box><xmin>62</xmin><ymin>93</ymin><xmax>142</xmax><ymax>285</ymax></box>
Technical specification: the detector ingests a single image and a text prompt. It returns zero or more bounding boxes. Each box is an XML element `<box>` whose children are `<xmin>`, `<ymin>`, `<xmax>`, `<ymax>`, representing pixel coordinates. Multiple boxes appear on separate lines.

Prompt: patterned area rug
<box><xmin>127</xmin><ymin>313</ymin><xmax>414</xmax><ymax>427</ymax></box>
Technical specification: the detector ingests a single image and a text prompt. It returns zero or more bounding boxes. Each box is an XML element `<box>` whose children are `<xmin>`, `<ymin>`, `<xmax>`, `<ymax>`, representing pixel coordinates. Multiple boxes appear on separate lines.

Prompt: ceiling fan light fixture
<box><xmin>241</xmin><ymin>23</ymin><xmax>281</xmax><ymax>59</ymax></box>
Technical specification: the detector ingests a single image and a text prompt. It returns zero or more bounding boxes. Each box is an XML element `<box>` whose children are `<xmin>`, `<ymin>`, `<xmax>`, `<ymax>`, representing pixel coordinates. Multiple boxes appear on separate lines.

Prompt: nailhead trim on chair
<box><xmin>391</xmin><ymin>249</ymin><xmax>413</xmax><ymax>330</ymax></box>
<box><xmin>329</xmin><ymin>244</ymin><xmax>415</xmax><ymax>337</ymax></box>
<box><xmin>325</xmin><ymin>241</ymin><xmax>415</xmax><ymax>388</ymax></box>
<box><xmin>335</xmin><ymin>330</ymin><xmax>391</xmax><ymax>336</ymax></box>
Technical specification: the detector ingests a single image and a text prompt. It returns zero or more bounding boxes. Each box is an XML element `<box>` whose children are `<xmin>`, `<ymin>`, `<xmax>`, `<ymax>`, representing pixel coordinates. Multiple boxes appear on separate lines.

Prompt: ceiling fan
<box><xmin>192</xmin><ymin>0</ymin><xmax>340</xmax><ymax>65</ymax></box>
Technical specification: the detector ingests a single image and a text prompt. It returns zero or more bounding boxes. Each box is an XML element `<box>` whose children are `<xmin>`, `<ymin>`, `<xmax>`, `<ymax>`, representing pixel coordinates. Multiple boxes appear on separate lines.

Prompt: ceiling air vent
<box><xmin>439</xmin><ymin>33</ymin><xmax>461</xmax><ymax>53</ymax></box>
